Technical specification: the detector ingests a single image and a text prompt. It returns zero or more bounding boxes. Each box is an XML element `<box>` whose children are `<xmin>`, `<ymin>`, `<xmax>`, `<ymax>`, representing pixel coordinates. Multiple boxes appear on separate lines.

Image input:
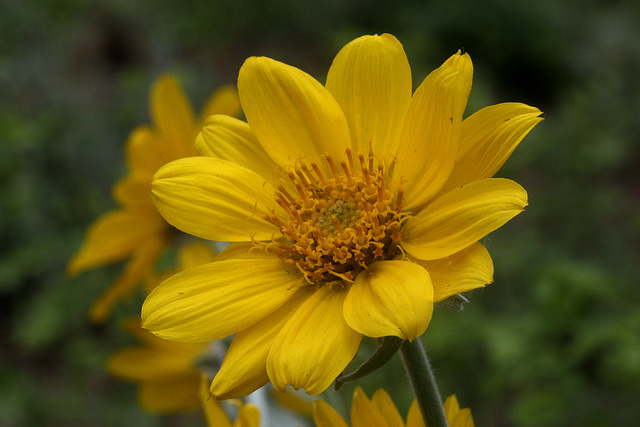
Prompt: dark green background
<box><xmin>2</xmin><ymin>0</ymin><xmax>639</xmax><ymax>425</ymax></box>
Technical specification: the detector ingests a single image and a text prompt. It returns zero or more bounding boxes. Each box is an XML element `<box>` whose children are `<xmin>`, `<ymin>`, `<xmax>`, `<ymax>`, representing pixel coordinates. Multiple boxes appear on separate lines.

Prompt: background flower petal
<box><xmin>198</xmin><ymin>84</ymin><xmax>241</xmax><ymax>124</ymax></box>
<box><xmin>343</xmin><ymin>261</ymin><xmax>433</xmax><ymax>341</ymax></box>
<box><xmin>371</xmin><ymin>389</ymin><xmax>405</xmax><ymax>427</ymax></box>
<box><xmin>138</xmin><ymin>378</ymin><xmax>201</xmax><ymax>413</ymax></box>
<box><xmin>326</xmin><ymin>33</ymin><xmax>411</xmax><ymax>161</ymax></box>
<box><xmin>89</xmin><ymin>234</ymin><xmax>167</xmax><ymax>322</ymax></box>
<box><xmin>176</xmin><ymin>241</ymin><xmax>217</xmax><ymax>270</ymax></box>
<box><xmin>125</xmin><ymin>125</ymin><xmax>167</xmax><ymax>176</ymax></box>
<box><xmin>351</xmin><ymin>387</ymin><xmax>390</xmax><ymax>427</ymax></box>
<box><xmin>141</xmin><ymin>258</ymin><xmax>301</xmax><ymax>342</ymax></box>
<box><xmin>267</xmin><ymin>285</ymin><xmax>361</xmax><ymax>395</ymax></box>
<box><xmin>111</xmin><ymin>174</ymin><xmax>155</xmax><ymax>210</ymax></box>
<box><xmin>402</xmin><ymin>178</ymin><xmax>528</xmax><ymax>260</ymax></box>
<box><xmin>67</xmin><ymin>210</ymin><xmax>165</xmax><ymax>275</ymax></box>
<box><xmin>152</xmin><ymin>156</ymin><xmax>283</xmax><ymax>242</ymax></box>
<box><xmin>150</xmin><ymin>74</ymin><xmax>197</xmax><ymax>160</ymax></box>
<box><xmin>237</xmin><ymin>403</ymin><xmax>262</xmax><ymax>427</ymax></box>
<box><xmin>313</xmin><ymin>400</ymin><xmax>349</xmax><ymax>427</ymax></box>
<box><xmin>238</xmin><ymin>56</ymin><xmax>350</xmax><ymax>170</ymax></box>
<box><xmin>201</xmin><ymin>387</ymin><xmax>233</xmax><ymax>427</ymax></box>
<box><xmin>107</xmin><ymin>347</ymin><xmax>198</xmax><ymax>381</ymax></box>
<box><xmin>406</xmin><ymin>401</ymin><xmax>426</xmax><ymax>427</ymax></box>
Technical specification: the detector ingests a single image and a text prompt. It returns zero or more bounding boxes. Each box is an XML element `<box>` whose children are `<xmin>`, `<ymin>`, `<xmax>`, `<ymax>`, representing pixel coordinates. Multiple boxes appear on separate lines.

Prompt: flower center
<box><xmin>262</xmin><ymin>149</ymin><xmax>408</xmax><ymax>288</ymax></box>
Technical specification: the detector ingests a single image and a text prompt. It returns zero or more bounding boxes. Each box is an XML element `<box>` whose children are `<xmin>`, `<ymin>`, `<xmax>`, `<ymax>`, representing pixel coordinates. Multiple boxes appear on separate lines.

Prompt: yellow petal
<box><xmin>371</xmin><ymin>389</ymin><xmax>405</xmax><ymax>427</ymax></box>
<box><xmin>442</xmin><ymin>103</ymin><xmax>543</xmax><ymax>191</ymax></box>
<box><xmin>210</xmin><ymin>288</ymin><xmax>311</xmax><ymax>399</ymax></box>
<box><xmin>124</xmin><ymin>125</ymin><xmax>166</xmax><ymax>175</ymax></box>
<box><xmin>351</xmin><ymin>387</ymin><xmax>389</xmax><ymax>427</ymax></box>
<box><xmin>271</xmin><ymin>389</ymin><xmax>314</xmax><ymax>418</ymax></box>
<box><xmin>90</xmin><ymin>234</ymin><xmax>167</xmax><ymax>322</ymax></box>
<box><xmin>177</xmin><ymin>241</ymin><xmax>217</xmax><ymax>270</ymax></box>
<box><xmin>441</xmin><ymin>51</ymin><xmax>474</xmax><ymax>114</ymax></box>
<box><xmin>202</xmin><ymin>393</ymin><xmax>232</xmax><ymax>427</ymax></box>
<box><xmin>444</xmin><ymin>394</ymin><xmax>461</xmax><ymax>416</ymax></box>
<box><xmin>325</xmin><ymin>33</ymin><xmax>411</xmax><ymax>160</ymax></box>
<box><xmin>107</xmin><ymin>347</ymin><xmax>198</xmax><ymax>381</ymax></box>
<box><xmin>195</xmin><ymin>115</ymin><xmax>282</xmax><ymax>181</ymax></box>
<box><xmin>443</xmin><ymin>395</ymin><xmax>475</xmax><ymax>427</ymax></box>
<box><xmin>406</xmin><ymin>400</ymin><xmax>426</xmax><ymax>427</ymax></box>
<box><xmin>138</xmin><ymin>377</ymin><xmax>201</xmax><ymax>413</ymax></box>
<box><xmin>236</xmin><ymin>404</ymin><xmax>261</xmax><ymax>427</ymax></box>
<box><xmin>152</xmin><ymin>156</ymin><xmax>283</xmax><ymax>242</ymax></box>
<box><xmin>267</xmin><ymin>285</ymin><xmax>362</xmax><ymax>395</ymax></box>
<box><xmin>344</xmin><ymin>261</ymin><xmax>433</xmax><ymax>341</ymax></box>
<box><xmin>141</xmin><ymin>258</ymin><xmax>301</xmax><ymax>342</ymax></box>
<box><xmin>238</xmin><ymin>56</ymin><xmax>350</xmax><ymax>170</ymax></box>
<box><xmin>111</xmin><ymin>174</ymin><xmax>154</xmax><ymax>210</ymax></box>
<box><xmin>198</xmin><ymin>84</ymin><xmax>242</xmax><ymax>124</ymax></box>
<box><xmin>414</xmin><ymin>242</ymin><xmax>493</xmax><ymax>302</ymax></box>
<box><xmin>450</xmin><ymin>409</ymin><xmax>475</xmax><ymax>427</ymax></box>
<box><xmin>68</xmin><ymin>209</ymin><xmax>166</xmax><ymax>276</ymax></box>
<box><xmin>150</xmin><ymin>74</ymin><xmax>197</xmax><ymax>160</ymax></box>
<box><xmin>313</xmin><ymin>399</ymin><xmax>349</xmax><ymax>427</ymax></box>
<box><xmin>391</xmin><ymin>58</ymin><xmax>469</xmax><ymax>210</ymax></box>
<box><xmin>402</xmin><ymin>178</ymin><xmax>528</xmax><ymax>260</ymax></box>
<box><xmin>392</xmin><ymin>66</ymin><xmax>464</xmax><ymax>209</ymax></box>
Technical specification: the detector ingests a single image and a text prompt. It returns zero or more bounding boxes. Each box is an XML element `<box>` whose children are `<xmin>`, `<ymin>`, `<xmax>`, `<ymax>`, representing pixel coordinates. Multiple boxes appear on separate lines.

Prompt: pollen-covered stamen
<box><xmin>261</xmin><ymin>149</ymin><xmax>409</xmax><ymax>287</ymax></box>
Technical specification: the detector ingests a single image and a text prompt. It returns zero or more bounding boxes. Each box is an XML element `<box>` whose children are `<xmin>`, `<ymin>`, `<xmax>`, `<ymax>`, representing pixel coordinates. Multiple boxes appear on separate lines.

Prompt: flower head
<box><xmin>313</xmin><ymin>387</ymin><xmax>474</xmax><ymax>427</ymax></box>
<box><xmin>144</xmin><ymin>34</ymin><xmax>542</xmax><ymax>396</ymax></box>
<box><xmin>68</xmin><ymin>75</ymin><xmax>240</xmax><ymax>322</ymax></box>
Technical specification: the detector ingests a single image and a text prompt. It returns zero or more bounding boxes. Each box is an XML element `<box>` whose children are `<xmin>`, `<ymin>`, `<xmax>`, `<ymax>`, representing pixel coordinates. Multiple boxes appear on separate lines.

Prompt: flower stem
<box><xmin>400</xmin><ymin>338</ymin><xmax>448</xmax><ymax>427</ymax></box>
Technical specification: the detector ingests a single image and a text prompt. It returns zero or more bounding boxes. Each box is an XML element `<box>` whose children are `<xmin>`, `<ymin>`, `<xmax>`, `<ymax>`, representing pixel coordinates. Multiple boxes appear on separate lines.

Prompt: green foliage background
<box><xmin>1</xmin><ymin>0</ymin><xmax>639</xmax><ymax>425</ymax></box>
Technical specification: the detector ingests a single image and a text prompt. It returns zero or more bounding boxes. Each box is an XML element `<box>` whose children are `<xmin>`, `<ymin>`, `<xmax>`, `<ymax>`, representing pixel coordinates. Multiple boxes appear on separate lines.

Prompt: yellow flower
<box><xmin>67</xmin><ymin>75</ymin><xmax>241</xmax><ymax>322</ymax></box>
<box><xmin>201</xmin><ymin>380</ymin><xmax>261</xmax><ymax>427</ymax></box>
<box><xmin>313</xmin><ymin>387</ymin><xmax>473</xmax><ymax>427</ymax></box>
<box><xmin>143</xmin><ymin>34</ymin><xmax>542</xmax><ymax>396</ymax></box>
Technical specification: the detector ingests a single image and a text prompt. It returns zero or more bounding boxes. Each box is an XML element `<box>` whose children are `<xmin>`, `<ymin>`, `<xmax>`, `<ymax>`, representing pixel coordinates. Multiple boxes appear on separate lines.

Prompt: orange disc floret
<box><xmin>261</xmin><ymin>149</ymin><xmax>409</xmax><ymax>287</ymax></box>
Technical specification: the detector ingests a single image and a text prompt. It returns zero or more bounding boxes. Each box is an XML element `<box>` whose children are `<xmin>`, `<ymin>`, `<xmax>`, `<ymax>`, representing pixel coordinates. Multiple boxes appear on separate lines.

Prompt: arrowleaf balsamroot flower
<box><xmin>143</xmin><ymin>34</ymin><xmax>542</xmax><ymax>396</ymax></box>
<box><xmin>68</xmin><ymin>75</ymin><xmax>240</xmax><ymax>322</ymax></box>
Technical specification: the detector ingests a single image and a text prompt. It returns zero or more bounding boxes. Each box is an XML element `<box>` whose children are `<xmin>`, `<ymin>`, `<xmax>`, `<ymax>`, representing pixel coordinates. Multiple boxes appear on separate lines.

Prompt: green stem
<box><xmin>400</xmin><ymin>338</ymin><xmax>448</xmax><ymax>427</ymax></box>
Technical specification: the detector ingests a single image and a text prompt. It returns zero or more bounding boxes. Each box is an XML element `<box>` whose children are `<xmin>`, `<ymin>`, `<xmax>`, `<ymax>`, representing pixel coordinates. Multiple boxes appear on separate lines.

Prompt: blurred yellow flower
<box><xmin>143</xmin><ymin>34</ymin><xmax>542</xmax><ymax>396</ymax></box>
<box><xmin>67</xmin><ymin>75</ymin><xmax>240</xmax><ymax>322</ymax></box>
<box><xmin>313</xmin><ymin>387</ymin><xmax>473</xmax><ymax>427</ymax></box>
